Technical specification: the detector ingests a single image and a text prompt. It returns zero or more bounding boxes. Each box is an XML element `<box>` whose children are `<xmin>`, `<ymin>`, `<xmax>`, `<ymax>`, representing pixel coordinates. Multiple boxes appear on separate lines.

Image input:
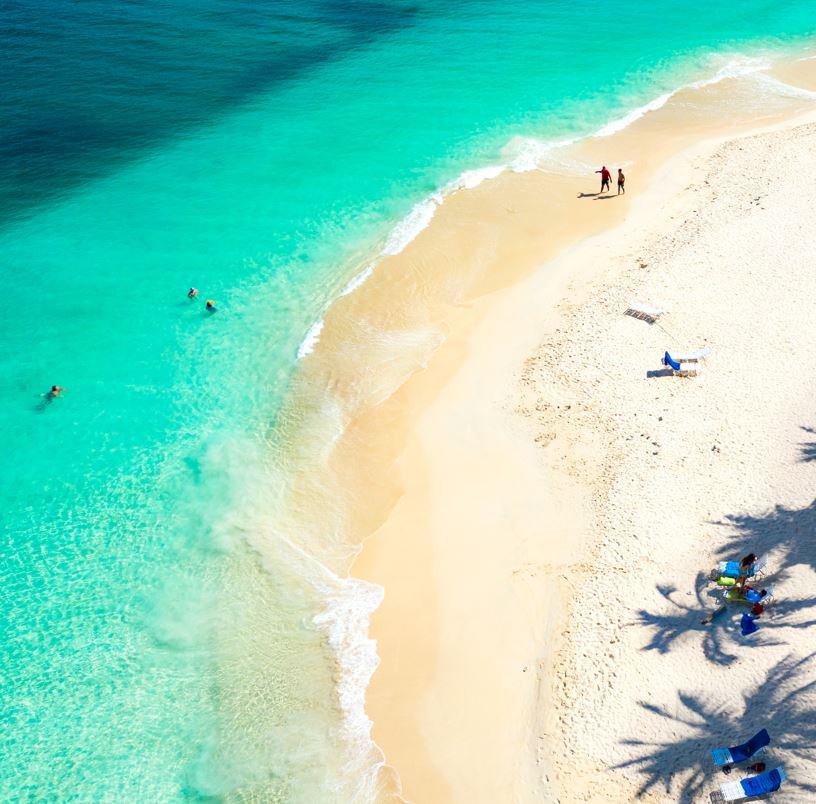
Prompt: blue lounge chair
<box><xmin>719</xmin><ymin>767</ymin><xmax>786</xmax><ymax>801</ymax></box>
<box><xmin>661</xmin><ymin>351</ymin><xmax>699</xmax><ymax>376</ymax></box>
<box><xmin>722</xmin><ymin>585</ymin><xmax>774</xmax><ymax>606</ymax></box>
<box><xmin>711</xmin><ymin>728</ymin><xmax>770</xmax><ymax>767</ymax></box>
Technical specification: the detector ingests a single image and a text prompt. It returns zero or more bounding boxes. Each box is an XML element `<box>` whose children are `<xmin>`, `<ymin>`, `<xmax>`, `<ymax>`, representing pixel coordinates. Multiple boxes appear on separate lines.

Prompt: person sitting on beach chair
<box><xmin>714</xmin><ymin>553</ymin><xmax>767</xmax><ymax>587</ymax></box>
<box><xmin>702</xmin><ymin>587</ymin><xmax>771</xmax><ymax>625</ymax></box>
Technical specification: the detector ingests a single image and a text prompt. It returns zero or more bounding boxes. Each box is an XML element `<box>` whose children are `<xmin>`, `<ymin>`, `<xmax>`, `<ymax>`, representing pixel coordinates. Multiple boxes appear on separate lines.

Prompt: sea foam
<box><xmin>297</xmin><ymin>318</ymin><xmax>325</xmax><ymax>359</ymax></box>
<box><xmin>296</xmin><ymin>52</ymin><xmax>797</xmax><ymax>362</ymax></box>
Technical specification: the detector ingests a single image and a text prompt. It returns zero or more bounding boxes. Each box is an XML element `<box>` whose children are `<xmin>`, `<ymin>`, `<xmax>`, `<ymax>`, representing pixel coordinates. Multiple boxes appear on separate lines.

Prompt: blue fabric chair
<box><xmin>711</xmin><ymin>728</ymin><xmax>770</xmax><ymax>767</ymax></box>
<box><xmin>720</xmin><ymin>560</ymin><xmax>754</xmax><ymax>578</ymax></box>
<box><xmin>719</xmin><ymin>767</ymin><xmax>786</xmax><ymax>801</ymax></box>
<box><xmin>663</xmin><ymin>351</ymin><xmax>681</xmax><ymax>371</ymax></box>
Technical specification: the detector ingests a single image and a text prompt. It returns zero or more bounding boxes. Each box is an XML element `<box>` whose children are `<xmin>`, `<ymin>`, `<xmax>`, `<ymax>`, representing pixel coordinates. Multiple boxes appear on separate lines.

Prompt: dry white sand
<box><xmin>519</xmin><ymin>121</ymin><xmax>816</xmax><ymax>802</ymax></box>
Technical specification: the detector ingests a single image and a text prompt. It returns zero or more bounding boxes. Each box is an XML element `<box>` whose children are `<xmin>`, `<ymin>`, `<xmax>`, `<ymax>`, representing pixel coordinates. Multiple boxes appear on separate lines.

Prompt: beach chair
<box><xmin>669</xmin><ymin>347</ymin><xmax>712</xmax><ymax>362</ymax></box>
<box><xmin>722</xmin><ymin>585</ymin><xmax>774</xmax><ymax>605</ymax></box>
<box><xmin>711</xmin><ymin>728</ymin><xmax>770</xmax><ymax>767</ymax></box>
<box><xmin>717</xmin><ymin>766</ymin><xmax>786</xmax><ymax>802</ymax></box>
<box><xmin>662</xmin><ymin>351</ymin><xmax>699</xmax><ymax>377</ymax></box>
<box><xmin>625</xmin><ymin>302</ymin><xmax>665</xmax><ymax>323</ymax></box>
<box><xmin>717</xmin><ymin>555</ymin><xmax>768</xmax><ymax>581</ymax></box>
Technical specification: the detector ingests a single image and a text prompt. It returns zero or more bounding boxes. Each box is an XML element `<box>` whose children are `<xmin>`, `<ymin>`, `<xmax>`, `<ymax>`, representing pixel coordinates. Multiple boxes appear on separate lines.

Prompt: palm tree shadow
<box><xmin>633</xmin><ymin>574</ymin><xmax>741</xmax><ymax>666</ymax></box>
<box><xmin>714</xmin><ymin>495</ymin><xmax>816</xmax><ymax>577</ymax></box>
<box><xmin>614</xmin><ymin>653</ymin><xmax>816</xmax><ymax>802</ymax></box>
<box><xmin>631</xmin><ymin>573</ymin><xmax>814</xmax><ymax>667</ymax></box>
<box><xmin>799</xmin><ymin>426</ymin><xmax>816</xmax><ymax>462</ymax></box>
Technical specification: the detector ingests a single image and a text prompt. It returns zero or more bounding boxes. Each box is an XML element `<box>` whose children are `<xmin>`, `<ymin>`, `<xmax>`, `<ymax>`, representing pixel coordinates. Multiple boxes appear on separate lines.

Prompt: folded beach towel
<box><xmin>741</xmin><ymin>613</ymin><xmax>759</xmax><ymax>636</ymax></box>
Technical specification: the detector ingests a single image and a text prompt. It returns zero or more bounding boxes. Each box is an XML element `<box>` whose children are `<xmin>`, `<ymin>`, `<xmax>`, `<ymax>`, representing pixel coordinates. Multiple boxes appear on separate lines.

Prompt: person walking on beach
<box><xmin>596</xmin><ymin>165</ymin><xmax>612</xmax><ymax>194</ymax></box>
<box><xmin>617</xmin><ymin>169</ymin><xmax>625</xmax><ymax>195</ymax></box>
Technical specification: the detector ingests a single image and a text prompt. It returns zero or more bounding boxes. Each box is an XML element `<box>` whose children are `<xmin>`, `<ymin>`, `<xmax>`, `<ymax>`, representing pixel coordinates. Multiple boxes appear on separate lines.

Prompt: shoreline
<box><xmin>285</xmin><ymin>55</ymin><xmax>816</xmax><ymax>802</ymax></box>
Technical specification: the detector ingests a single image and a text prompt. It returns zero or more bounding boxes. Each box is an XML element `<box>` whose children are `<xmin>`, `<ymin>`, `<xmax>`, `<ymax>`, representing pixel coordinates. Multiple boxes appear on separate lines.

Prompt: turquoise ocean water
<box><xmin>1</xmin><ymin>1</ymin><xmax>815</xmax><ymax>800</ymax></box>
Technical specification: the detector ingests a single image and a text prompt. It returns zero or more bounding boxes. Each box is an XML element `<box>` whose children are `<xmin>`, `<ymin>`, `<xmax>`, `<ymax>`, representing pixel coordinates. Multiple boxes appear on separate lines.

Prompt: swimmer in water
<box><xmin>188</xmin><ymin>287</ymin><xmax>199</xmax><ymax>299</ymax></box>
<box><xmin>49</xmin><ymin>385</ymin><xmax>64</xmax><ymax>398</ymax></box>
<box><xmin>206</xmin><ymin>300</ymin><xmax>217</xmax><ymax>312</ymax></box>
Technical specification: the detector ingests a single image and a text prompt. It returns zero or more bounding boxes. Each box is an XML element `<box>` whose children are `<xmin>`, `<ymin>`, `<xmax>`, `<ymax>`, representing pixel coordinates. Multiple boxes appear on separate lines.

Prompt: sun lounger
<box><xmin>718</xmin><ymin>767</ymin><xmax>786</xmax><ymax>801</ymax></box>
<box><xmin>662</xmin><ymin>351</ymin><xmax>699</xmax><ymax>376</ymax></box>
<box><xmin>717</xmin><ymin>555</ymin><xmax>768</xmax><ymax>580</ymax></box>
<box><xmin>625</xmin><ymin>303</ymin><xmax>665</xmax><ymax>323</ymax></box>
<box><xmin>722</xmin><ymin>584</ymin><xmax>773</xmax><ymax>606</ymax></box>
<box><xmin>711</xmin><ymin>728</ymin><xmax>770</xmax><ymax>767</ymax></box>
<box><xmin>722</xmin><ymin>585</ymin><xmax>774</xmax><ymax>605</ymax></box>
<box><xmin>668</xmin><ymin>347</ymin><xmax>712</xmax><ymax>362</ymax></box>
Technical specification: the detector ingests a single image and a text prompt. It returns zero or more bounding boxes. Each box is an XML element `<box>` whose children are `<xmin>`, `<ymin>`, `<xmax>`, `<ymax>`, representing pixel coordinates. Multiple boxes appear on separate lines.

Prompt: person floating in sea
<box><xmin>206</xmin><ymin>300</ymin><xmax>217</xmax><ymax>312</ymax></box>
<box><xmin>617</xmin><ymin>168</ymin><xmax>625</xmax><ymax>195</ymax></box>
<box><xmin>49</xmin><ymin>385</ymin><xmax>64</xmax><ymax>399</ymax></box>
<box><xmin>596</xmin><ymin>165</ymin><xmax>612</xmax><ymax>194</ymax></box>
<box><xmin>188</xmin><ymin>287</ymin><xmax>199</xmax><ymax>299</ymax></box>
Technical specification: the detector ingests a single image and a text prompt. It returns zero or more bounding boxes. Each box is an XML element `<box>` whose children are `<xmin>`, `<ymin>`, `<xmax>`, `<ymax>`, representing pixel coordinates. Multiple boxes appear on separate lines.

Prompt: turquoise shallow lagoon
<box><xmin>1</xmin><ymin>0</ymin><xmax>815</xmax><ymax>799</ymax></box>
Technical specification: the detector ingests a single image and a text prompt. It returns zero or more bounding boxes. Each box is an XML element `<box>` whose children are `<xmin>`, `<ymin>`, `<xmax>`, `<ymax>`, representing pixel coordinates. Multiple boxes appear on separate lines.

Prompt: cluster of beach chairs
<box><xmin>709</xmin><ymin>728</ymin><xmax>785</xmax><ymax>802</ymax></box>
<box><xmin>706</xmin><ymin>553</ymin><xmax>773</xmax><ymax>636</ymax></box>
<box><xmin>703</xmin><ymin>553</ymin><xmax>788</xmax><ymax>801</ymax></box>
<box><xmin>623</xmin><ymin>304</ymin><xmax>792</xmax><ymax>800</ymax></box>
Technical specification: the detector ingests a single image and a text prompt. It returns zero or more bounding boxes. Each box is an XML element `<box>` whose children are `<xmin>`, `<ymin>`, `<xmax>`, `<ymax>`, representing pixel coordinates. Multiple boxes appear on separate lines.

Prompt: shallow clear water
<box><xmin>1</xmin><ymin>0</ymin><xmax>814</xmax><ymax>799</ymax></box>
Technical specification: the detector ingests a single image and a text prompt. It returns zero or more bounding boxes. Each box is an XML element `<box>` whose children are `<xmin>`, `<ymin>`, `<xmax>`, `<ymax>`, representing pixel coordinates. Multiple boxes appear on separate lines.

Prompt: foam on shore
<box><xmin>295</xmin><ymin>52</ymin><xmax>805</xmax><ymax>363</ymax></box>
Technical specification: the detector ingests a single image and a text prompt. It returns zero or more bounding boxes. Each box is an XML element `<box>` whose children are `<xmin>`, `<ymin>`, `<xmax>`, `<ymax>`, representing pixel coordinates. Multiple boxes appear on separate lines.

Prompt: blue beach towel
<box><xmin>663</xmin><ymin>351</ymin><xmax>681</xmax><ymax>371</ymax></box>
<box><xmin>721</xmin><ymin>560</ymin><xmax>756</xmax><ymax>578</ymax></box>
<box><xmin>741</xmin><ymin>613</ymin><xmax>759</xmax><ymax>636</ymax></box>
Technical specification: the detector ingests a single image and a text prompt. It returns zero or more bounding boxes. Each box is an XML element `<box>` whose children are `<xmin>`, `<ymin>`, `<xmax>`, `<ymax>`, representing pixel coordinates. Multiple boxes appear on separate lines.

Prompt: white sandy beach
<box><xmin>523</xmin><ymin>118</ymin><xmax>816</xmax><ymax>802</ymax></box>
<box><xmin>288</xmin><ymin>58</ymin><xmax>816</xmax><ymax>804</ymax></box>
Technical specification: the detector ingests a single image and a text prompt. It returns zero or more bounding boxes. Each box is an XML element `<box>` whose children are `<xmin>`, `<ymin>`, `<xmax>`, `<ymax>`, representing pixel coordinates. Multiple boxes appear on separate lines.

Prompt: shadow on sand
<box><xmin>633</xmin><ymin>572</ymin><xmax>816</xmax><ymax>667</ymax></box>
<box><xmin>613</xmin><ymin>653</ymin><xmax>816</xmax><ymax>802</ymax></box>
<box><xmin>798</xmin><ymin>426</ymin><xmax>816</xmax><ymax>463</ymax></box>
<box><xmin>577</xmin><ymin>191</ymin><xmax>619</xmax><ymax>199</ymax></box>
<box><xmin>714</xmin><ymin>494</ymin><xmax>816</xmax><ymax>578</ymax></box>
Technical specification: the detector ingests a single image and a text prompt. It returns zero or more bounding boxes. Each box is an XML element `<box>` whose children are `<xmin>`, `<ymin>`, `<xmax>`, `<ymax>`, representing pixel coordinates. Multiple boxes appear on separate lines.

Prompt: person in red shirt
<box><xmin>596</xmin><ymin>165</ymin><xmax>612</xmax><ymax>193</ymax></box>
